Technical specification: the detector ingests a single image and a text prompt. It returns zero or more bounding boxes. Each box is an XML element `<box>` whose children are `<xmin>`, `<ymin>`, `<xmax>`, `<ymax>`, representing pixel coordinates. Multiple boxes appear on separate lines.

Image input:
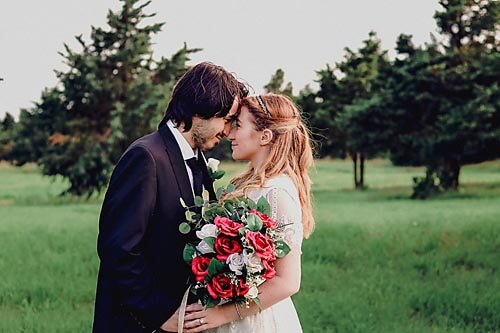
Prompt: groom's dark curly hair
<box><xmin>159</xmin><ymin>62</ymin><xmax>249</xmax><ymax>131</ymax></box>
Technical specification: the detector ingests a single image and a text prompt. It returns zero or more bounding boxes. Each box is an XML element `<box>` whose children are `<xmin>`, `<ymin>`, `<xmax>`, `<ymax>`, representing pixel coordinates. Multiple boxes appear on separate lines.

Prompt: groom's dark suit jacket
<box><xmin>93</xmin><ymin>125</ymin><xmax>215</xmax><ymax>333</ymax></box>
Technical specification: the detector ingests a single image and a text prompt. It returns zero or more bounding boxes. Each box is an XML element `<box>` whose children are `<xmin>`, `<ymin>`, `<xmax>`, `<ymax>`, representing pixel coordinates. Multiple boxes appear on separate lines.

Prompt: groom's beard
<box><xmin>191</xmin><ymin>124</ymin><xmax>221</xmax><ymax>151</ymax></box>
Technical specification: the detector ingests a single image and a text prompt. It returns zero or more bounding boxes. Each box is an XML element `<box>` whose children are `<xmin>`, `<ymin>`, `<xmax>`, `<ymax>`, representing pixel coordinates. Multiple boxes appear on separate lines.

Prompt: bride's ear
<box><xmin>260</xmin><ymin>129</ymin><xmax>273</xmax><ymax>146</ymax></box>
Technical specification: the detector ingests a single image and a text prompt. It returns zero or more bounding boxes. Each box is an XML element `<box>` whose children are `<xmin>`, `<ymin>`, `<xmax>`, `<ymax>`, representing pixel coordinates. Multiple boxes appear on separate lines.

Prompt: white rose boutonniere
<box><xmin>207</xmin><ymin>158</ymin><xmax>220</xmax><ymax>171</ymax></box>
<box><xmin>206</xmin><ymin>158</ymin><xmax>225</xmax><ymax>180</ymax></box>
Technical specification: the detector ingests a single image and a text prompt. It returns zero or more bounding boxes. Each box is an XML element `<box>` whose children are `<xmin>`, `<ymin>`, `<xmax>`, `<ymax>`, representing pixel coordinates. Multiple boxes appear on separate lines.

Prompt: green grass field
<box><xmin>1</xmin><ymin>159</ymin><xmax>499</xmax><ymax>332</ymax></box>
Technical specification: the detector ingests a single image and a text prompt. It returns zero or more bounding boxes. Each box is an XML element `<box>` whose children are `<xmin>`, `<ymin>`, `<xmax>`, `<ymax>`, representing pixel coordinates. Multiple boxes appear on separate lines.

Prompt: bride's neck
<box><xmin>249</xmin><ymin>147</ymin><xmax>270</xmax><ymax>172</ymax></box>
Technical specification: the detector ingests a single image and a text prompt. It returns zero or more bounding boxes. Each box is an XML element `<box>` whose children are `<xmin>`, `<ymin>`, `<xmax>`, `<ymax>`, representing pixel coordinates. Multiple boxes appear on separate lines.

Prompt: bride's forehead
<box><xmin>237</xmin><ymin>107</ymin><xmax>253</xmax><ymax>121</ymax></box>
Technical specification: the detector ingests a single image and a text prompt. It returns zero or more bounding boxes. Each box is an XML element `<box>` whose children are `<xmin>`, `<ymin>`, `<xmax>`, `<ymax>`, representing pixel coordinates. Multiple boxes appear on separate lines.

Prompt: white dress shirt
<box><xmin>166</xmin><ymin>120</ymin><xmax>199</xmax><ymax>195</ymax></box>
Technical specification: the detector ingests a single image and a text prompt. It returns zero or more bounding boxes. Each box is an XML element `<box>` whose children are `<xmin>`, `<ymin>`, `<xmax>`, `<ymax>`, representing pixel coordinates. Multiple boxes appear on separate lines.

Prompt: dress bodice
<box><xmin>247</xmin><ymin>174</ymin><xmax>304</xmax><ymax>248</ymax></box>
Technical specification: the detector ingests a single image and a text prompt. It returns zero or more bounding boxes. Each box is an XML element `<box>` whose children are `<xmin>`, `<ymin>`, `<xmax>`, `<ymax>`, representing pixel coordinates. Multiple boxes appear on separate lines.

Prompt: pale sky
<box><xmin>0</xmin><ymin>0</ymin><xmax>440</xmax><ymax>119</ymax></box>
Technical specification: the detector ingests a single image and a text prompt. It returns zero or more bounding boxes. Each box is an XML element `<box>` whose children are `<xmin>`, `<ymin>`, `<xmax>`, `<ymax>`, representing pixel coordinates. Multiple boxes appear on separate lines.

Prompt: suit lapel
<box><xmin>159</xmin><ymin>125</ymin><xmax>195</xmax><ymax>206</ymax></box>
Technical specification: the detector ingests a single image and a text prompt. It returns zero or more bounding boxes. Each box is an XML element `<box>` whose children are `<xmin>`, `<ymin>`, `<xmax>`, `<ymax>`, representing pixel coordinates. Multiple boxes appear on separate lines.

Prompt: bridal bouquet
<box><xmin>179</xmin><ymin>179</ymin><xmax>291</xmax><ymax>308</ymax></box>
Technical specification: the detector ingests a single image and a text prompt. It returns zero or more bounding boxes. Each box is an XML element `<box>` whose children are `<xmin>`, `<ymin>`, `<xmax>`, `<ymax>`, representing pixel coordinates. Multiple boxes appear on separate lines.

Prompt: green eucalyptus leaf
<box><xmin>204</xmin><ymin>206</ymin><xmax>226</xmax><ymax>221</ymax></box>
<box><xmin>226</xmin><ymin>183</ymin><xmax>235</xmax><ymax>193</ymax></box>
<box><xmin>202</xmin><ymin>189</ymin><xmax>210</xmax><ymax>201</ymax></box>
<box><xmin>203</xmin><ymin>208</ymin><xmax>215</xmax><ymax>221</ymax></box>
<box><xmin>185</xmin><ymin>210</ymin><xmax>193</xmax><ymax>222</ymax></box>
<box><xmin>179</xmin><ymin>222</ymin><xmax>191</xmax><ymax>234</ymax></box>
<box><xmin>216</xmin><ymin>187</ymin><xmax>224</xmax><ymax>200</ymax></box>
<box><xmin>194</xmin><ymin>196</ymin><xmax>204</xmax><ymax>206</ymax></box>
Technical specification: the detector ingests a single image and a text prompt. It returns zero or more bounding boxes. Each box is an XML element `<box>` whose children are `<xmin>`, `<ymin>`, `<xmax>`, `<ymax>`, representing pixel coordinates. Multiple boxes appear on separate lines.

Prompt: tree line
<box><xmin>1</xmin><ymin>0</ymin><xmax>499</xmax><ymax>199</ymax></box>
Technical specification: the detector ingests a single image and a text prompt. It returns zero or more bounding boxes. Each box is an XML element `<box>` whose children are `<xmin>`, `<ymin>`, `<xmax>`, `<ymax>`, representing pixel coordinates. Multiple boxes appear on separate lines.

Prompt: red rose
<box><xmin>262</xmin><ymin>260</ymin><xmax>276</xmax><ymax>280</ymax></box>
<box><xmin>214</xmin><ymin>216</ymin><xmax>243</xmax><ymax>237</ymax></box>
<box><xmin>191</xmin><ymin>256</ymin><xmax>211</xmax><ymax>282</ymax></box>
<box><xmin>236</xmin><ymin>278</ymin><xmax>250</xmax><ymax>296</ymax></box>
<box><xmin>249</xmin><ymin>209</ymin><xmax>277</xmax><ymax>229</ymax></box>
<box><xmin>215</xmin><ymin>235</ymin><xmax>243</xmax><ymax>261</ymax></box>
<box><xmin>206</xmin><ymin>273</ymin><xmax>236</xmax><ymax>299</ymax></box>
<box><xmin>245</xmin><ymin>231</ymin><xmax>276</xmax><ymax>261</ymax></box>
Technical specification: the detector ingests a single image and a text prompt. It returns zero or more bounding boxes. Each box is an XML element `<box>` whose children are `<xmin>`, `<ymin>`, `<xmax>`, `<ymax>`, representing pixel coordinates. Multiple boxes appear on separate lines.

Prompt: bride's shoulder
<box><xmin>247</xmin><ymin>174</ymin><xmax>299</xmax><ymax>202</ymax></box>
<box><xmin>263</xmin><ymin>174</ymin><xmax>299</xmax><ymax>198</ymax></box>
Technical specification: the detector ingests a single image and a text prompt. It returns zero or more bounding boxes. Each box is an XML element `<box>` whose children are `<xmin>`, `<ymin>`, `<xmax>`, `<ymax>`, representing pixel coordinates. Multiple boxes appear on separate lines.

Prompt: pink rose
<box><xmin>245</xmin><ymin>231</ymin><xmax>276</xmax><ymax>261</ymax></box>
<box><xmin>214</xmin><ymin>216</ymin><xmax>243</xmax><ymax>237</ymax></box>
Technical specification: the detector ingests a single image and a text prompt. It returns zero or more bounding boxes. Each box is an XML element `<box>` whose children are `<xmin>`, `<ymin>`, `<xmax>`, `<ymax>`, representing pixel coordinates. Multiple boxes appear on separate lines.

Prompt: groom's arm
<box><xmin>97</xmin><ymin>145</ymin><xmax>177</xmax><ymax>329</ymax></box>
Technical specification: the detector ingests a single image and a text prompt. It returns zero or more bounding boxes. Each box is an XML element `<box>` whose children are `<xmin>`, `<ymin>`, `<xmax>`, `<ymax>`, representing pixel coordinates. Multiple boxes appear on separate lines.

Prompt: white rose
<box><xmin>196</xmin><ymin>224</ymin><xmax>218</xmax><ymax>240</ymax></box>
<box><xmin>243</xmin><ymin>251</ymin><xmax>263</xmax><ymax>274</ymax></box>
<box><xmin>196</xmin><ymin>239</ymin><xmax>215</xmax><ymax>254</ymax></box>
<box><xmin>246</xmin><ymin>285</ymin><xmax>259</xmax><ymax>299</ymax></box>
<box><xmin>226</xmin><ymin>253</ymin><xmax>245</xmax><ymax>275</ymax></box>
<box><xmin>207</xmin><ymin>158</ymin><xmax>220</xmax><ymax>171</ymax></box>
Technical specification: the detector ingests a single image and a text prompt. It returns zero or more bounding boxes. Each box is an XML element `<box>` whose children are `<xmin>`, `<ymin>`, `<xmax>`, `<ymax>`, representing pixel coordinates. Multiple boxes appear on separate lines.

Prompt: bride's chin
<box><xmin>231</xmin><ymin>153</ymin><xmax>243</xmax><ymax>161</ymax></box>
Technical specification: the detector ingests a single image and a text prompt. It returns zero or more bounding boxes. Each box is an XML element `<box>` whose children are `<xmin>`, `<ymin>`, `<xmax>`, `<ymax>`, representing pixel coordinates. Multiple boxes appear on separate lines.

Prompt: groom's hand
<box><xmin>160</xmin><ymin>303</ymin><xmax>204</xmax><ymax>332</ymax></box>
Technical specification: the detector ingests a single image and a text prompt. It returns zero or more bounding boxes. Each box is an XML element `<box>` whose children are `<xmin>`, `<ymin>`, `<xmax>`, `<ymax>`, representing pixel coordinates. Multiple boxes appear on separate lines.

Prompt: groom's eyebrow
<box><xmin>224</xmin><ymin>114</ymin><xmax>236</xmax><ymax>123</ymax></box>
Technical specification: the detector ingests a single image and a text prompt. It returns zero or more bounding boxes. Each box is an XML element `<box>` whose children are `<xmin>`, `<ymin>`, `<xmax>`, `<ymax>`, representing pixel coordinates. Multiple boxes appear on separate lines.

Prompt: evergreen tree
<box><xmin>383</xmin><ymin>0</ymin><xmax>500</xmax><ymax>196</ymax></box>
<box><xmin>264</xmin><ymin>68</ymin><xmax>293</xmax><ymax>97</ymax></box>
<box><xmin>0</xmin><ymin>112</ymin><xmax>15</xmax><ymax>161</ymax></box>
<box><xmin>10</xmin><ymin>0</ymin><xmax>200</xmax><ymax>196</ymax></box>
<box><xmin>312</xmin><ymin>32</ymin><xmax>389</xmax><ymax>189</ymax></box>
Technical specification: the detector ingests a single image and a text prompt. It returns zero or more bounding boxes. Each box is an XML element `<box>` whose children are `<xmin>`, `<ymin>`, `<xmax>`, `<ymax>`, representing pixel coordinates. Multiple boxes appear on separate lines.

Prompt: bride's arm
<box><xmin>184</xmin><ymin>188</ymin><xmax>303</xmax><ymax>332</ymax></box>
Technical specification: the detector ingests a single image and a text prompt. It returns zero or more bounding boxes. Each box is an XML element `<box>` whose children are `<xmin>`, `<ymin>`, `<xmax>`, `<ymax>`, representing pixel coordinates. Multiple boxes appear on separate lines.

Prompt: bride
<box><xmin>182</xmin><ymin>94</ymin><xmax>315</xmax><ymax>333</ymax></box>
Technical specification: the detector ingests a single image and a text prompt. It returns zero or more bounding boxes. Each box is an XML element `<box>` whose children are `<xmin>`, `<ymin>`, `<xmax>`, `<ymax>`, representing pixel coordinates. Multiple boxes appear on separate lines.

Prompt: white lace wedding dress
<box><xmin>206</xmin><ymin>174</ymin><xmax>304</xmax><ymax>333</ymax></box>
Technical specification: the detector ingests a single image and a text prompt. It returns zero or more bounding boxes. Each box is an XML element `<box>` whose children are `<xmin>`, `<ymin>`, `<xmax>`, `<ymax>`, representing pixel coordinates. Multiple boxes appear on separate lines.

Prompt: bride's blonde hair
<box><xmin>230</xmin><ymin>94</ymin><xmax>315</xmax><ymax>238</ymax></box>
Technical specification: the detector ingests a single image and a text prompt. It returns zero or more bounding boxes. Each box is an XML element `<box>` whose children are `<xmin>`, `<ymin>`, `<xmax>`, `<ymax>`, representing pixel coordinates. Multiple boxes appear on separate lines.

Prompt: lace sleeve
<box><xmin>265</xmin><ymin>187</ymin><xmax>304</xmax><ymax>248</ymax></box>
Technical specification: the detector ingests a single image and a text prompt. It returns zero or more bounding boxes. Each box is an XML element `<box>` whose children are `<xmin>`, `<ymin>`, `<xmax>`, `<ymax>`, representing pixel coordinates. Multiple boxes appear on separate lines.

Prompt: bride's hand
<box><xmin>183</xmin><ymin>305</ymin><xmax>231</xmax><ymax>333</ymax></box>
<box><xmin>160</xmin><ymin>303</ymin><xmax>204</xmax><ymax>332</ymax></box>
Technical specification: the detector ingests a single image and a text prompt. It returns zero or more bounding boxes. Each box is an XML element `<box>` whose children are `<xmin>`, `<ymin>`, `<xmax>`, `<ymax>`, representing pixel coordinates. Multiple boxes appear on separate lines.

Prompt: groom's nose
<box><xmin>222</xmin><ymin>122</ymin><xmax>232</xmax><ymax>137</ymax></box>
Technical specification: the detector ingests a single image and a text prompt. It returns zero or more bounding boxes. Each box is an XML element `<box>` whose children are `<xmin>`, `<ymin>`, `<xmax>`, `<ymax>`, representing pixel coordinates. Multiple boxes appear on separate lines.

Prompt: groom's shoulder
<box><xmin>132</xmin><ymin>130</ymin><xmax>162</xmax><ymax>147</ymax></box>
<box><xmin>124</xmin><ymin>131</ymin><xmax>165</xmax><ymax>158</ymax></box>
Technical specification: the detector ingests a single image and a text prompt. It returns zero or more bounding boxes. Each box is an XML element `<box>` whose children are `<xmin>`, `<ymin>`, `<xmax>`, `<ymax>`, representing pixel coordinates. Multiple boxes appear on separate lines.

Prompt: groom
<box><xmin>93</xmin><ymin>62</ymin><xmax>248</xmax><ymax>332</ymax></box>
